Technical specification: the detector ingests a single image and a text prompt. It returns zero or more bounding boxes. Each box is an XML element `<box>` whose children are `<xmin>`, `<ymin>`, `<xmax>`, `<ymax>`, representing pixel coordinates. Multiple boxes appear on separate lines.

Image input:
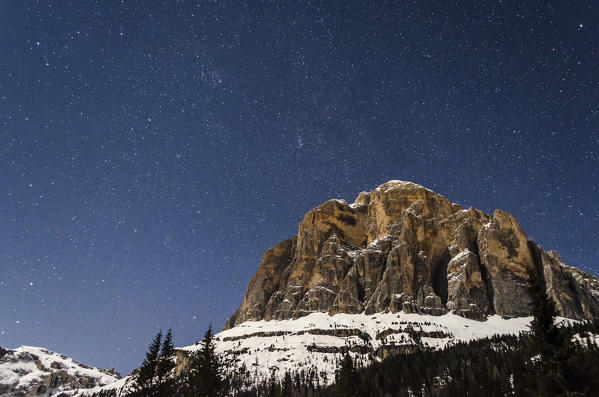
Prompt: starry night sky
<box><xmin>1</xmin><ymin>1</ymin><xmax>598</xmax><ymax>374</ymax></box>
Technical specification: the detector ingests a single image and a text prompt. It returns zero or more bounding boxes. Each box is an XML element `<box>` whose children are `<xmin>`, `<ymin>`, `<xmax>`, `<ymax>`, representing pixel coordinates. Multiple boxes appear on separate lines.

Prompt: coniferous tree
<box><xmin>156</xmin><ymin>329</ymin><xmax>175</xmax><ymax>380</ymax></box>
<box><xmin>123</xmin><ymin>330</ymin><xmax>181</xmax><ymax>397</ymax></box>
<box><xmin>334</xmin><ymin>353</ymin><xmax>359</xmax><ymax>397</ymax></box>
<box><xmin>156</xmin><ymin>329</ymin><xmax>177</xmax><ymax>395</ymax></box>
<box><xmin>523</xmin><ymin>268</ymin><xmax>566</xmax><ymax>395</ymax></box>
<box><xmin>280</xmin><ymin>371</ymin><xmax>293</xmax><ymax>397</ymax></box>
<box><xmin>528</xmin><ymin>268</ymin><xmax>560</xmax><ymax>350</ymax></box>
<box><xmin>267</xmin><ymin>371</ymin><xmax>278</xmax><ymax>396</ymax></box>
<box><xmin>131</xmin><ymin>330</ymin><xmax>162</xmax><ymax>395</ymax></box>
<box><xmin>182</xmin><ymin>324</ymin><xmax>228</xmax><ymax>397</ymax></box>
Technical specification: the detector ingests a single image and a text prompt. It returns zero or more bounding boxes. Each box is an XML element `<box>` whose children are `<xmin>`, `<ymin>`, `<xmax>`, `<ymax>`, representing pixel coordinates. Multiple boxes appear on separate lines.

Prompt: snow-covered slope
<box><xmin>12</xmin><ymin>311</ymin><xmax>575</xmax><ymax>396</ymax></box>
<box><xmin>181</xmin><ymin>312</ymin><xmax>548</xmax><ymax>385</ymax></box>
<box><xmin>0</xmin><ymin>346</ymin><xmax>121</xmax><ymax>396</ymax></box>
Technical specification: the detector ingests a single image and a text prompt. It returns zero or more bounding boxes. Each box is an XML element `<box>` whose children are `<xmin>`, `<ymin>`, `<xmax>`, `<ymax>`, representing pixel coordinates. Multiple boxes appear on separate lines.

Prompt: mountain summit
<box><xmin>226</xmin><ymin>180</ymin><xmax>599</xmax><ymax>329</ymax></box>
<box><xmin>5</xmin><ymin>181</ymin><xmax>599</xmax><ymax>396</ymax></box>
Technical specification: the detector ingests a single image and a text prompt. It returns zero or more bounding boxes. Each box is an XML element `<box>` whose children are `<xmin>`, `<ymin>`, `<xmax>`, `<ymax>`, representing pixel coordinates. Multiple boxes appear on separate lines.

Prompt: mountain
<box><xmin>181</xmin><ymin>180</ymin><xmax>595</xmax><ymax>383</ymax></box>
<box><xmin>0</xmin><ymin>345</ymin><xmax>121</xmax><ymax>396</ymax></box>
<box><xmin>226</xmin><ymin>180</ymin><xmax>599</xmax><ymax>328</ymax></box>
<box><xmin>4</xmin><ymin>180</ymin><xmax>599</xmax><ymax>396</ymax></box>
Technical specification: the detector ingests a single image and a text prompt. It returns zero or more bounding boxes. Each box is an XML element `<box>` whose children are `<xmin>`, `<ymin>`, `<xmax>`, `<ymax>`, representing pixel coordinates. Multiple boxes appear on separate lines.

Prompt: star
<box><xmin>1</xmin><ymin>0</ymin><xmax>597</xmax><ymax>376</ymax></box>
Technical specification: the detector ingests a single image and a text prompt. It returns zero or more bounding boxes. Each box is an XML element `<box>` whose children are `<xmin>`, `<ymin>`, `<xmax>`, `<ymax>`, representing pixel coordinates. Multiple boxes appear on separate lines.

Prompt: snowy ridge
<box><xmin>183</xmin><ymin>312</ymin><xmax>545</xmax><ymax>384</ymax></box>
<box><xmin>61</xmin><ymin>376</ymin><xmax>130</xmax><ymax>397</ymax></box>
<box><xmin>0</xmin><ymin>345</ymin><xmax>120</xmax><ymax>396</ymax></box>
<box><xmin>28</xmin><ymin>312</ymin><xmax>574</xmax><ymax>396</ymax></box>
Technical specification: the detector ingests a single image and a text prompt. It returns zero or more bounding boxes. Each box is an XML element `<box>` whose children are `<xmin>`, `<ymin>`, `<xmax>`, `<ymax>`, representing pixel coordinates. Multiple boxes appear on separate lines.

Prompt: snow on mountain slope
<box><xmin>36</xmin><ymin>311</ymin><xmax>575</xmax><ymax>396</ymax></box>
<box><xmin>0</xmin><ymin>346</ymin><xmax>120</xmax><ymax>396</ymax></box>
<box><xmin>181</xmin><ymin>312</ymin><xmax>549</xmax><ymax>385</ymax></box>
<box><xmin>59</xmin><ymin>376</ymin><xmax>130</xmax><ymax>397</ymax></box>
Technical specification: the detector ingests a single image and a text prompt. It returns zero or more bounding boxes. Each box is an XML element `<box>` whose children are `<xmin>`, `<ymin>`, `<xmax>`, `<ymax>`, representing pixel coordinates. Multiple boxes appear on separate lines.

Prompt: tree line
<box><xmin>92</xmin><ymin>269</ymin><xmax>599</xmax><ymax>396</ymax></box>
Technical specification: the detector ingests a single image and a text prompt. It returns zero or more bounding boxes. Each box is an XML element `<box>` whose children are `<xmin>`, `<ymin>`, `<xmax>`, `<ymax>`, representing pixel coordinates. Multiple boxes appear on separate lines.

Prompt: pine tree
<box><xmin>523</xmin><ymin>268</ymin><xmax>566</xmax><ymax>395</ymax></box>
<box><xmin>280</xmin><ymin>371</ymin><xmax>293</xmax><ymax>397</ymax></box>
<box><xmin>528</xmin><ymin>268</ymin><xmax>560</xmax><ymax>350</ymax></box>
<box><xmin>182</xmin><ymin>324</ymin><xmax>227</xmax><ymax>397</ymax></box>
<box><xmin>156</xmin><ymin>329</ymin><xmax>177</xmax><ymax>395</ymax></box>
<box><xmin>267</xmin><ymin>371</ymin><xmax>278</xmax><ymax>396</ymax></box>
<box><xmin>132</xmin><ymin>330</ymin><xmax>162</xmax><ymax>395</ymax></box>
<box><xmin>334</xmin><ymin>353</ymin><xmax>359</xmax><ymax>397</ymax></box>
<box><xmin>156</xmin><ymin>329</ymin><xmax>175</xmax><ymax>380</ymax></box>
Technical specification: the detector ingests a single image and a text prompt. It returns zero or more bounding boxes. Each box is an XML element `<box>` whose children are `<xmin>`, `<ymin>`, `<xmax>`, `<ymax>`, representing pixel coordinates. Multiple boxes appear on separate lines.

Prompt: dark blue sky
<box><xmin>1</xmin><ymin>1</ymin><xmax>597</xmax><ymax>374</ymax></box>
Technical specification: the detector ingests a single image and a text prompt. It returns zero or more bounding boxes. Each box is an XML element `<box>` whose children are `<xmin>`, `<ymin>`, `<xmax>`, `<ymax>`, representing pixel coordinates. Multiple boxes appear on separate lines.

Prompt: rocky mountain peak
<box><xmin>225</xmin><ymin>181</ymin><xmax>599</xmax><ymax>329</ymax></box>
<box><xmin>0</xmin><ymin>345</ymin><xmax>121</xmax><ymax>396</ymax></box>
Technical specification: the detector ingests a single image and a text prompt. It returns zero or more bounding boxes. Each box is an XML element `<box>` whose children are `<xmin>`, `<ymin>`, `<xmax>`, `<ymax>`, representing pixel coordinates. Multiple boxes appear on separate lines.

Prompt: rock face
<box><xmin>0</xmin><ymin>345</ymin><xmax>121</xmax><ymax>396</ymax></box>
<box><xmin>225</xmin><ymin>181</ymin><xmax>599</xmax><ymax>329</ymax></box>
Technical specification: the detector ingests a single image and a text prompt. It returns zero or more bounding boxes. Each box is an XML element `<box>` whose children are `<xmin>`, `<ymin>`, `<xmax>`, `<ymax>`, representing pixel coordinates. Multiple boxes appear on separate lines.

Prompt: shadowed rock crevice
<box><xmin>225</xmin><ymin>181</ymin><xmax>599</xmax><ymax>329</ymax></box>
<box><xmin>432</xmin><ymin>249</ymin><xmax>451</xmax><ymax>304</ymax></box>
<box><xmin>476</xmin><ymin>245</ymin><xmax>496</xmax><ymax>315</ymax></box>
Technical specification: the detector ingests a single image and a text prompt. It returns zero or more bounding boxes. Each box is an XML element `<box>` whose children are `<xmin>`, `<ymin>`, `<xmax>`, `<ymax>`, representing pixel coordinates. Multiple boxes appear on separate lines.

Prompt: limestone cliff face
<box><xmin>225</xmin><ymin>181</ymin><xmax>599</xmax><ymax>329</ymax></box>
